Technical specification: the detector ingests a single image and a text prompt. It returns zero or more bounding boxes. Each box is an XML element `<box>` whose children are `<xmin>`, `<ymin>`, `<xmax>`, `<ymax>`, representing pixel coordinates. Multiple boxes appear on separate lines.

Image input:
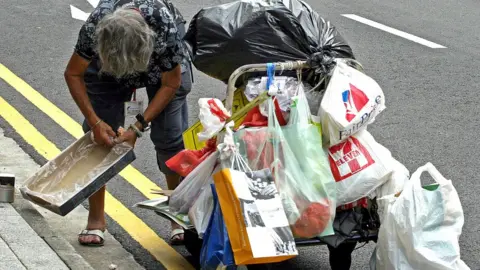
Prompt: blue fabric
<box><xmin>266</xmin><ymin>63</ymin><xmax>275</xmax><ymax>90</ymax></box>
<box><xmin>199</xmin><ymin>184</ymin><xmax>235</xmax><ymax>270</ymax></box>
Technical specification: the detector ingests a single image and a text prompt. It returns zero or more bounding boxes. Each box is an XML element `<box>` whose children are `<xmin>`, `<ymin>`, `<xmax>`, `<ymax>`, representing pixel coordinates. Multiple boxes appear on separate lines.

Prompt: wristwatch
<box><xmin>135</xmin><ymin>114</ymin><xmax>150</xmax><ymax>132</ymax></box>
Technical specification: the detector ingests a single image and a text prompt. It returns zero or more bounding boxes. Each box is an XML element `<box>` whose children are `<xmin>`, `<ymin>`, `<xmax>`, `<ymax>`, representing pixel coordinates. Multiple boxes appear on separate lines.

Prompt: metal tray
<box><xmin>20</xmin><ymin>131</ymin><xmax>135</xmax><ymax>216</ymax></box>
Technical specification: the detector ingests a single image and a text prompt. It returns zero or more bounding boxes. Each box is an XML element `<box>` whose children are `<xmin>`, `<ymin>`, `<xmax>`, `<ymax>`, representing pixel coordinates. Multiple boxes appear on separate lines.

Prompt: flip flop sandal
<box><xmin>78</xmin><ymin>229</ymin><xmax>105</xmax><ymax>247</ymax></box>
<box><xmin>170</xmin><ymin>228</ymin><xmax>185</xmax><ymax>246</ymax></box>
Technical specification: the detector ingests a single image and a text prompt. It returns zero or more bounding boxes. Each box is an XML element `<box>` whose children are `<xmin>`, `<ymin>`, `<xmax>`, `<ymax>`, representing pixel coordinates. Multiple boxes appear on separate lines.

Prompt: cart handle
<box><xmin>225</xmin><ymin>61</ymin><xmax>309</xmax><ymax>111</ymax></box>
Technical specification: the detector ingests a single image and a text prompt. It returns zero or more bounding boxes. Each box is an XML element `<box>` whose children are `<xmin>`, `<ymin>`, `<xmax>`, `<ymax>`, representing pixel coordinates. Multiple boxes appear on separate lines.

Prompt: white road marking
<box><xmin>70</xmin><ymin>5</ymin><xmax>90</xmax><ymax>21</ymax></box>
<box><xmin>342</xmin><ymin>14</ymin><xmax>447</xmax><ymax>49</ymax></box>
<box><xmin>70</xmin><ymin>0</ymin><xmax>96</xmax><ymax>22</ymax></box>
<box><xmin>87</xmin><ymin>0</ymin><xmax>99</xmax><ymax>8</ymax></box>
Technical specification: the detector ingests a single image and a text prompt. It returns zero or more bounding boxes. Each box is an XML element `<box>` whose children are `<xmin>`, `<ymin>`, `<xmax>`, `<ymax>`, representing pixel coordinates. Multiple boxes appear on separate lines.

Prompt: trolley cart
<box><xmin>182</xmin><ymin>59</ymin><xmax>381</xmax><ymax>269</ymax></box>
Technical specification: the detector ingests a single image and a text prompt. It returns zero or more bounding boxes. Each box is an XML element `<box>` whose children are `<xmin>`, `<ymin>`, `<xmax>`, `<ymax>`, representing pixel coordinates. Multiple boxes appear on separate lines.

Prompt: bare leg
<box><xmin>166</xmin><ymin>174</ymin><xmax>184</xmax><ymax>242</ymax></box>
<box><xmin>78</xmin><ymin>186</ymin><xmax>106</xmax><ymax>244</ymax></box>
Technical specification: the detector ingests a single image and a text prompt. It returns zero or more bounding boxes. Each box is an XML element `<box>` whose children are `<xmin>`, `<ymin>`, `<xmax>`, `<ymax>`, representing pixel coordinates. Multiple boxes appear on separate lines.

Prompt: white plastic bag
<box><xmin>188</xmin><ymin>185</ymin><xmax>214</xmax><ymax>239</ymax></box>
<box><xmin>326</xmin><ymin>130</ymin><xmax>393</xmax><ymax>206</ymax></box>
<box><xmin>169</xmin><ymin>151</ymin><xmax>219</xmax><ymax>214</ymax></box>
<box><xmin>369</xmin><ymin>158</ymin><xmax>409</xmax><ymax>200</ymax></box>
<box><xmin>197</xmin><ymin>98</ymin><xmax>232</xmax><ymax>142</ymax></box>
<box><xmin>320</xmin><ymin>61</ymin><xmax>386</xmax><ymax>146</ymax></box>
<box><xmin>244</xmin><ymin>76</ymin><xmax>297</xmax><ymax>112</ymax></box>
<box><xmin>375</xmin><ymin>163</ymin><xmax>470</xmax><ymax>270</ymax></box>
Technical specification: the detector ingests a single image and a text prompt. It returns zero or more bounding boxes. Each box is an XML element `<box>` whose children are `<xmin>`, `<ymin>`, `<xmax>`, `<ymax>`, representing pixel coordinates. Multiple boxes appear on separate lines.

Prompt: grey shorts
<box><xmin>81</xmin><ymin>60</ymin><xmax>192</xmax><ymax>176</ymax></box>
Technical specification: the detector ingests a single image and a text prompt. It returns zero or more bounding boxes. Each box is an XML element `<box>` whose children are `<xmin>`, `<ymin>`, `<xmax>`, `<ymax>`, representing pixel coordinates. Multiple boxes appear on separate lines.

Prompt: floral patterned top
<box><xmin>74</xmin><ymin>0</ymin><xmax>188</xmax><ymax>88</ymax></box>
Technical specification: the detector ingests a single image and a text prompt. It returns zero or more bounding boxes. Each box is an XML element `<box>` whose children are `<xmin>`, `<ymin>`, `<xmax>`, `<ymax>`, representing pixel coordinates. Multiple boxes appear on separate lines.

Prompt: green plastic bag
<box><xmin>234</xmin><ymin>89</ymin><xmax>336</xmax><ymax>238</ymax></box>
<box><xmin>282</xmin><ymin>86</ymin><xmax>337</xmax><ymax>237</ymax></box>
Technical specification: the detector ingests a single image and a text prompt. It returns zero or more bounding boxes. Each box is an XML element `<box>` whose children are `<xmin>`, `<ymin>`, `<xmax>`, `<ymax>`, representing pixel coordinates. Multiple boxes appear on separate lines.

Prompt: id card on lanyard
<box><xmin>124</xmin><ymin>89</ymin><xmax>144</xmax><ymax>117</ymax></box>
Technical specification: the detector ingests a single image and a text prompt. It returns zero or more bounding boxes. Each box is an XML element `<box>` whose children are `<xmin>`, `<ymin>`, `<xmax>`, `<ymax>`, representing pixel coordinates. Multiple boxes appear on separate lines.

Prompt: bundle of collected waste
<box><xmin>184</xmin><ymin>0</ymin><xmax>354</xmax><ymax>86</ymax></box>
<box><xmin>140</xmin><ymin>1</ymin><xmax>471</xmax><ymax>269</ymax></box>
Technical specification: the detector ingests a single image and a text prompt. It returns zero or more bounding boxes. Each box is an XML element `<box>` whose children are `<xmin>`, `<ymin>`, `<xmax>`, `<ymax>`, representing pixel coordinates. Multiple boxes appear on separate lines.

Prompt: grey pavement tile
<box><xmin>0</xmin><ymin>260</ymin><xmax>27</xmax><ymax>270</ymax></box>
<box><xmin>0</xmin><ymin>236</ymin><xmax>27</xmax><ymax>270</ymax></box>
<box><xmin>0</xmin><ymin>203</ymin><xmax>18</xmax><ymax>216</ymax></box>
<box><xmin>0</xmin><ymin>215</ymin><xmax>40</xmax><ymax>244</ymax></box>
<box><xmin>8</xmin><ymin>242</ymin><xmax>68</xmax><ymax>270</ymax></box>
<box><xmin>0</xmin><ymin>237</ymin><xmax>19</xmax><ymax>262</ymax></box>
<box><xmin>0</xmin><ymin>203</ymin><xmax>68</xmax><ymax>269</ymax></box>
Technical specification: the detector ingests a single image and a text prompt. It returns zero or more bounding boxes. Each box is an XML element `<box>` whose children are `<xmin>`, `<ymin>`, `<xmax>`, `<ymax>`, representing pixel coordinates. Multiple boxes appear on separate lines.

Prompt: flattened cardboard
<box><xmin>20</xmin><ymin>131</ymin><xmax>135</xmax><ymax>216</ymax></box>
<box><xmin>150</xmin><ymin>189</ymin><xmax>174</xmax><ymax>196</ymax></box>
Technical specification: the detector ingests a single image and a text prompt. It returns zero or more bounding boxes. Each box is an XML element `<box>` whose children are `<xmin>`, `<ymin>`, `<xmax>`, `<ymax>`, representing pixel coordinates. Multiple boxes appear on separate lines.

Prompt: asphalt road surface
<box><xmin>1</xmin><ymin>0</ymin><xmax>479</xmax><ymax>269</ymax></box>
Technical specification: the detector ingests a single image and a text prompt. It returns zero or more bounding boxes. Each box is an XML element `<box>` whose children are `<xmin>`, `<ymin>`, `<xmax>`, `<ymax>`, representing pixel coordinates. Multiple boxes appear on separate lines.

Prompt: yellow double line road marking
<box><xmin>0</xmin><ymin>64</ymin><xmax>194</xmax><ymax>270</ymax></box>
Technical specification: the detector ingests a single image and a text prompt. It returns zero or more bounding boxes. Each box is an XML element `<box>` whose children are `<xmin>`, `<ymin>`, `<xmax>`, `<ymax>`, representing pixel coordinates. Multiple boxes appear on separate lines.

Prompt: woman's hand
<box><xmin>92</xmin><ymin>121</ymin><xmax>116</xmax><ymax>147</ymax></box>
<box><xmin>114</xmin><ymin>127</ymin><xmax>138</xmax><ymax>147</ymax></box>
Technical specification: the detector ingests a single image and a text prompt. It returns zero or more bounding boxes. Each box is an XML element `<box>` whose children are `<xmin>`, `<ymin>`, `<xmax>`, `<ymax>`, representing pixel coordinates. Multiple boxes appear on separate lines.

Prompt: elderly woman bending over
<box><xmin>64</xmin><ymin>0</ymin><xmax>192</xmax><ymax>246</ymax></box>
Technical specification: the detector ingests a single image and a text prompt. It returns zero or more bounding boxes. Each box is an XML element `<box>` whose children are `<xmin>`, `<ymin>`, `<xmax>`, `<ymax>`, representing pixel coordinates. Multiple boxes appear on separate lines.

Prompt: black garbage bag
<box><xmin>184</xmin><ymin>0</ymin><xmax>354</xmax><ymax>85</ymax></box>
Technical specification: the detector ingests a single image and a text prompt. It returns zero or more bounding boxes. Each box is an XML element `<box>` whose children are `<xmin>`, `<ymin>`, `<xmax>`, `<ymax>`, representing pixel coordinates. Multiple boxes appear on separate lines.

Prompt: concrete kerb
<box><xmin>0</xmin><ymin>126</ymin><xmax>145</xmax><ymax>270</ymax></box>
<box><xmin>11</xmin><ymin>191</ymin><xmax>95</xmax><ymax>270</ymax></box>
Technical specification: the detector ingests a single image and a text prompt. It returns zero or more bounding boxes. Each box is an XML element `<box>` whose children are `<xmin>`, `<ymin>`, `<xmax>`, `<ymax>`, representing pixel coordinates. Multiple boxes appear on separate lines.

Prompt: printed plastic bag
<box><xmin>326</xmin><ymin>130</ymin><xmax>393</xmax><ymax>206</ymax></box>
<box><xmin>188</xmin><ymin>186</ymin><xmax>214</xmax><ymax>239</ymax></box>
<box><xmin>198</xmin><ymin>98</ymin><xmax>232</xmax><ymax>142</ymax></box>
<box><xmin>169</xmin><ymin>151</ymin><xmax>219</xmax><ymax>214</ymax></box>
<box><xmin>320</xmin><ymin>61</ymin><xmax>386</xmax><ymax>146</ymax></box>
<box><xmin>235</xmin><ymin>97</ymin><xmax>335</xmax><ymax>238</ymax></box>
<box><xmin>213</xmin><ymin>148</ymin><xmax>298</xmax><ymax>265</ymax></box>
<box><xmin>375</xmin><ymin>163</ymin><xmax>470</xmax><ymax>270</ymax></box>
<box><xmin>166</xmin><ymin>138</ymin><xmax>217</xmax><ymax>177</ymax></box>
<box><xmin>200</xmin><ymin>184</ymin><xmax>235</xmax><ymax>269</ymax></box>
<box><xmin>369</xmin><ymin>158</ymin><xmax>409</xmax><ymax>200</ymax></box>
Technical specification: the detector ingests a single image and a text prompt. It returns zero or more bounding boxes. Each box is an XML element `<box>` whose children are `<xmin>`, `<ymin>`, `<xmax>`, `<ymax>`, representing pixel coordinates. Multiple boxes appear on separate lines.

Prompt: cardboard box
<box><xmin>20</xmin><ymin>132</ymin><xmax>135</xmax><ymax>216</ymax></box>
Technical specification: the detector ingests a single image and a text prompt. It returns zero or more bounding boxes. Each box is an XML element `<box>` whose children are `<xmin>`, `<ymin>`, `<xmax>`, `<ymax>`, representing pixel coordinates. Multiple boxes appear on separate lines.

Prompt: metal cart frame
<box><xmin>183</xmin><ymin>59</ymin><xmax>379</xmax><ymax>268</ymax></box>
<box><xmin>221</xmin><ymin>59</ymin><xmax>379</xmax><ymax>247</ymax></box>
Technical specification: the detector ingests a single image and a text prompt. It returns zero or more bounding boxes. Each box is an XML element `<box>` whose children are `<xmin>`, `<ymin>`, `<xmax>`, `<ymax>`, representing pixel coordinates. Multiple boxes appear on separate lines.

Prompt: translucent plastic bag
<box><xmin>198</xmin><ymin>98</ymin><xmax>232</xmax><ymax>142</ymax></box>
<box><xmin>189</xmin><ymin>184</ymin><xmax>214</xmax><ymax>239</ymax></box>
<box><xmin>245</xmin><ymin>76</ymin><xmax>299</xmax><ymax>112</ymax></box>
<box><xmin>375</xmin><ymin>163</ymin><xmax>470</xmax><ymax>270</ymax></box>
<box><xmin>235</xmin><ymin>96</ymin><xmax>336</xmax><ymax>238</ymax></box>
<box><xmin>169</xmin><ymin>151</ymin><xmax>219</xmax><ymax>214</ymax></box>
<box><xmin>282</xmin><ymin>85</ymin><xmax>337</xmax><ymax>236</ymax></box>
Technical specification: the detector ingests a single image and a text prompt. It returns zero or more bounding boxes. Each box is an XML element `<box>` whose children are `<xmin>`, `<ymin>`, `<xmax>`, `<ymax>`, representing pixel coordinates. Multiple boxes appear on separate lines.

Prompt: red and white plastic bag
<box><xmin>320</xmin><ymin>61</ymin><xmax>386</xmax><ymax>146</ymax></box>
<box><xmin>198</xmin><ymin>98</ymin><xmax>232</xmax><ymax>142</ymax></box>
<box><xmin>327</xmin><ymin>130</ymin><xmax>393</xmax><ymax>206</ymax></box>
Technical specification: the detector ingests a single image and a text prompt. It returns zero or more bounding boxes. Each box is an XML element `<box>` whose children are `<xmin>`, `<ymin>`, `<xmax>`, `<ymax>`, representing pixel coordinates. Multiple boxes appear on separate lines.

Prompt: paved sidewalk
<box><xmin>0</xmin><ymin>202</ymin><xmax>68</xmax><ymax>270</ymax></box>
<box><xmin>0</xmin><ymin>126</ymin><xmax>144</xmax><ymax>270</ymax></box>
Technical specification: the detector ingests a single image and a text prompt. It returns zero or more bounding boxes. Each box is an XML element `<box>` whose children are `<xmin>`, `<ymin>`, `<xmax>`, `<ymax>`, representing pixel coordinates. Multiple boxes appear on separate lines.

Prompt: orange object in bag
<box><xmin>213</xmin><ymin>168</ymin><xmax>298</xmax><ymax>266</ymax></box>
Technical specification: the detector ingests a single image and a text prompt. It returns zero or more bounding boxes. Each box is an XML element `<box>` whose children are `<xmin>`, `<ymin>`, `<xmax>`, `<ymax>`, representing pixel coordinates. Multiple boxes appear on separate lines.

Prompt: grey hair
<box><xmin>96</xmin><ymin>7</ymin><xmax>156</xmax><ymax>78</ymax></box>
